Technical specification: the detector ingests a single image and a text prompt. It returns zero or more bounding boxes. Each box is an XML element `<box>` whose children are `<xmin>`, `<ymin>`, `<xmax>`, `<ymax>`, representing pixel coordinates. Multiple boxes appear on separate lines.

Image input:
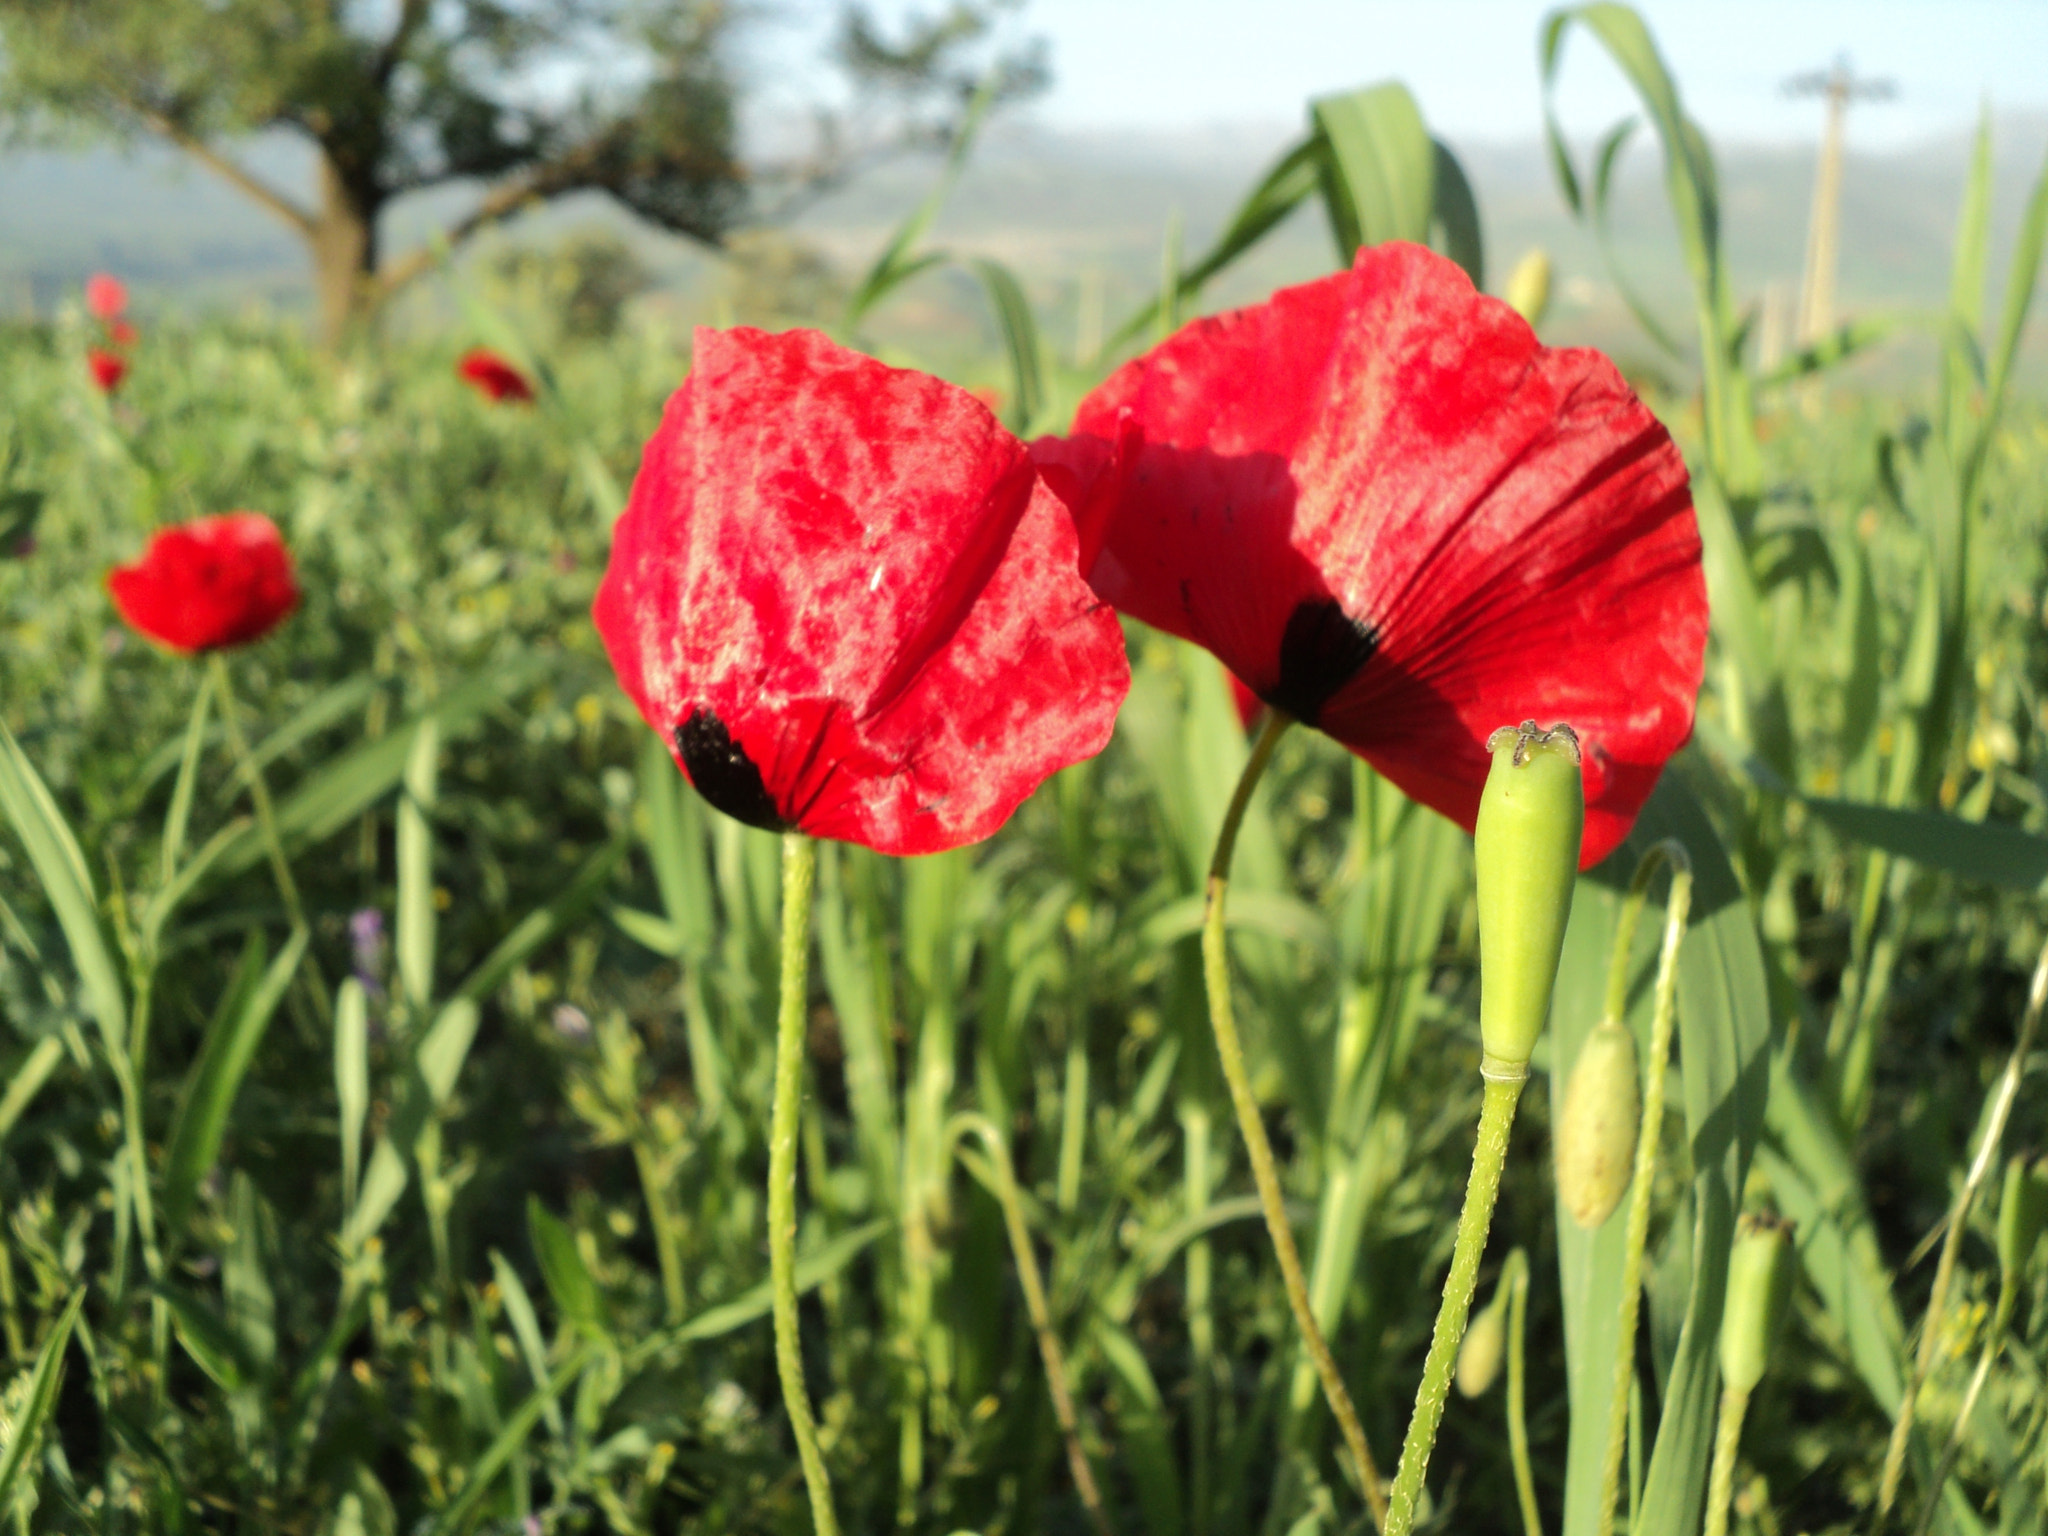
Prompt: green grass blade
<box><xmin>208</xmin><ymin>656</ymin><xmax>552</xmax><ymax>883</ymax></box>
<box><xmin>1311</xmin><ymin>81</ymin><xmax>1436</xmax><ymax>258</ymax></box>
<box><xmin>489</xmin><ymin>1250</ymin><xmax>566</xmax><ymax>1442</ymax></box>
<box><xmin>1109</xmin><ymin>134</ymin><xmax>1323</xmax><ymax>350</ymax></box>
<box><xmin>335</xmin><ymin>978</ymin><xmax>370</xmax><ymax>1219</ymax></box>
<box><xmin>964</xmin><ymin>256</ymin><xmax>1045</xmax><ymax>433</ymax></box>
<box><xmin>632</xmin><ymin>1218</ymin><xmax>891</xmax><ymax>1360</ymax></box>
<box><xmin>395</xmin><ymin>718</ymin><xmax>439</xmax><ymax>1016</ymax></box>
<box><xmin>160</xmin><ymin>674</ymin><xmax>212</xmax><ymax>889</ymax></box>
<box><xmin>1095</xmin><ymin>1318</ymin><xmax>1185</xmax><ymax>1536</ymax></box>
<box><xmin>420</xmin><ymin>1346</ymin><xmax>594</xmax><ymax>1536</ymax></box>
<box><xmin>0</xmin><ymin>1288</ymin><xmax>84</xmax><ymax>1506</ymax></box>
<box><xmin>162</xmin><ymin>925</ymin><xmax>308</xmax><ymax>1230</ymax></box>
<box><xmin>1940</xmin><ymin>110</ymin><xmax>1993</xmax><ymax>458</ymax></box>
<box><xmin>1431</xmin><ymin>138</ymin><xmax>1485</xmax><ymax>287</ymax></box>
<box><xmin>0</xmin><ymin>1036</ymin><xmax>65</xmax><ymax>1147</ymax></box>
<box><xmin>0</xmin><ymin>719</ymin><xmax>128</xmax><ymax>1058</ymax></box>
<box><xmin>846</xmin><ymin>77</ymin><xmax>998</xmax><ymax>326</ymax></box>
<box><xmin>527</xmin><ymin>1197</ymin><xmax>609</xmax><ymax>1340</ymax></box>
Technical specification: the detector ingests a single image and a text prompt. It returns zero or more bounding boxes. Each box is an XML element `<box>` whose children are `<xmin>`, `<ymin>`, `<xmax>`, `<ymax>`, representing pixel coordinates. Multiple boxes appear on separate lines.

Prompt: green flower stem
<box><xmin>1202</xmin><ymin>710</ymin><xmax>1387</xmax><ymax>1530</ymax></box>
<box><xmin>1880</xmin><ymin>934</ymin><xmax>2048</xmax><ymax>1512</ymax></box>
<box><xmin>208</xmin><ymin>653</ymin><xmax>305</xmax><ymax>932</ymax></box>
<box><xmin>1383</xmin><ymin>1072</ymin><xmax>1524</xmax><ymax>1536</ymax></box>
<box><xmin>1595</xmin><ymin>844</ymin><xmax>1691</xmax><ymax>1536</ymax></box>
<box><xmin>948</xmin><ymin>1112</ymin><xmax>1112</xmax><ymax>1536</ymax></box>
<box><xmin>1504</xmin><ymin>1250</ymin><xmax>1541</xmax><ymax>1536</ymax></box>
<box><xmin>1701</xmin><ymin>1384</ymin><xmax>1750</xmax><ymax>1536</ymax></box>
<box><xmin>771</xmin><ymin>833</ymin><xmax>839</xmax><ymax>1536</ymax></box>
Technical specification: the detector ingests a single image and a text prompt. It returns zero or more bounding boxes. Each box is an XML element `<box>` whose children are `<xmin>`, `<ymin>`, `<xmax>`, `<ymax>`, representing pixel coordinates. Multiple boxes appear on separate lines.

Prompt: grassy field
<box><xmin>2</xmin><ymin>10</ymin><xmax>2048</xmax><ymax>1535</ymax></box>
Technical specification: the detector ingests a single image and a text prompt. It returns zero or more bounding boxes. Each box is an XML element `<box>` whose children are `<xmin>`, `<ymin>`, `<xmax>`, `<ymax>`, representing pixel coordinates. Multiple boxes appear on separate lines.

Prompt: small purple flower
<box><xmin>349</xmin><ymin>908</ymin><xmax>387</xmax><ymax>998</ymax></box>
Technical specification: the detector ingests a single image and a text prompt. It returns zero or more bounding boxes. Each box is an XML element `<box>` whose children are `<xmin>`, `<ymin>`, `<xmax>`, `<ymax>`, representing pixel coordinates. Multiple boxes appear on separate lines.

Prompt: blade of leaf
<box><xmin>162</xmin><ymin>925</ymin><xmax>308</xmax><ymax>1230</ymax></box>
<box><xmin>0</xmin><ymin>1288</ymin><xmax>84</xmax><ymax>1507</ymax></box>
<box><xmin>335</xmin><ymin>978</ymin><xmax>370</xmax><ymax>1219</ymax></box>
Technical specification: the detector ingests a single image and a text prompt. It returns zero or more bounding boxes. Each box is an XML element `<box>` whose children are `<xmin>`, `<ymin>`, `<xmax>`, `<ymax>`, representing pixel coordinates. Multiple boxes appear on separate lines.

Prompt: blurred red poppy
<box><xmin>85</xmin><ymin>273</ymin><xmax>127</xmax><ymax>321</ymax></box>
<box><xmin>88</xmin><ymin>349</ymin><xmax>128</xmax><ymax>394</ymax></box>
<box><xmin>108</xmin><ymin>512</ymin><xmax>300</xmax><ymax>653</ymax></box>
<box><xmin>457</xmin><ymin>348</ymin><xmax>535</xmax><ymax>404</ymax></box>
<box><xmin>1038</xmin><ymin>241</ymin><xmax>1704</xmax><ymax>868</ymax></box>
<box><xmin>594</xmin><ymin>326</ymin><xmax>1129</xmax><ymax>856</ymax></box>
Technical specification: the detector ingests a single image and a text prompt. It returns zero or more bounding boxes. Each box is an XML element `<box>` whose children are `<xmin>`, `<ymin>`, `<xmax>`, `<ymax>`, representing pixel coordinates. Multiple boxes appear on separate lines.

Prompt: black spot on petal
<box><xmin>1266</xmin><ymin>599</ymin><xmax>1379</xmax><ymax>728</ymax></box>
<box><xmin>675</xmin><ymin>709</ymin><xmax>790</xmax><ymax>833</ymax></box>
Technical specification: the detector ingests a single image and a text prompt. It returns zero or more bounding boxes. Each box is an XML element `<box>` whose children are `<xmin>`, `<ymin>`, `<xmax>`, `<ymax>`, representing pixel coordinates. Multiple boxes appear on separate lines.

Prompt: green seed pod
<box><xmin>1475</xmin><ymin>721</ymin><xmax>1585</xmax><ymax>1077</ymax></box>
<box><xmin>1504</xmin><ymin>248</ymin><xmax>1553</xmax><ymax>328</ymax></box>
<box><xmin>1996</xmin><ymin>1155</ymin><xmax>2048</xmax><ymax>1284</ymax></box>
<box><xmin>1719</xmin><ymin>1213</ymin><xmax>1795</xmax><ymax>1396</ymax></box>
<box><xmin>1455</xmin><ymin>1277</ymin><xmax>1509</xmax><ymax>1397</ymax></box>
<box><xmin>1555</xmin><ymin>1018</ymin><xmax>1641</xmax><ymax>1229</ymax></box>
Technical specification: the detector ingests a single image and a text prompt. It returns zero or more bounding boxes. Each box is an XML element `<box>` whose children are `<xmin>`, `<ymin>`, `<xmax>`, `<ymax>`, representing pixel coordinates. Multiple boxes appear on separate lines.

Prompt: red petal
<box><xmin>85</xmin><ymin>273</ymin><xmax>127</xmax><ymax>321</ymax></box>
<box><xmin>1061</xmin><ymin>242</ymin><xmax>1704</xmax><ymax>866</ymax></box>
<box><xmin>593</xmin><ymin>327</ymin><xmax>1130</xmax><ymax>856</ymax></box>
<box><xmin>88</xmin><ymin>349</ymin><xmax>128</xmax><ymax>394</ymax></box>
<box><xmin>108</xmin><ymin>512</ymin><xmax>300</xmax><ymax>653</ymax></box>
<box><xmin>457</xmin><ymin>348</ymin><xmax>535</xmax><ymax>403</ymax></box>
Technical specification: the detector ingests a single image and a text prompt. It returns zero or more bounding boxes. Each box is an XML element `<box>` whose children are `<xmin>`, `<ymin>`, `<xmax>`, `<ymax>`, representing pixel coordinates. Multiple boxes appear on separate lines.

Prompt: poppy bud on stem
<box><xmin>1384</xmin><ymin>723</ymin><xmax>1583</xmax><ymax>1536</ymax></box>
<box><xmin>1201</xmin><ymin>711</ymin><xmax>1388</xmax><ymax>1529</ymax></box>
<box><xmin>769</xmin><ymin>833</ymin><xmax>841</xmax><ymax>1536</ymax></box>
<box><xmin>1706</xmin><ymin>1214</ymin><xmax>1796</xmax><ymax>1536</ymax></box>
<box><xmin>1592</xmin><ymin>837</ymin><xmax>1691</xmax><ymax>1536</ymax></box>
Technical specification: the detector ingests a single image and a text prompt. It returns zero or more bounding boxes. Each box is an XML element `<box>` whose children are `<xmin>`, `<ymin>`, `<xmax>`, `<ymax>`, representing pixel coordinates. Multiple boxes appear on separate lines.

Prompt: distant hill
<box><xmin>2</xmin><ymin>114</ymin><xmax>2043</xmax><ymax>389</ymax></box>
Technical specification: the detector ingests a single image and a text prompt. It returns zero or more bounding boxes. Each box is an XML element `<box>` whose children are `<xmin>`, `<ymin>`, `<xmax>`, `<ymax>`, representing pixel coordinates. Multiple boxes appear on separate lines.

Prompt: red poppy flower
<box><xmin>593</xmin><ymin>326</ymin><xmax>1129</xmax><ymax>856</ymax></box>
<box><xmin>108</xmin><ymin>512</ymin><xmax>301</xmax><ymax>653</ymax></box>
<box><xmin>85</xmin><ymin>273</ymin><xmax>127</xmax><ymax>321</ymax></box>
<box><xmin>1038</xmin><ymin>241</ymin><xmax>1704</xmax><ymax>868</ymax></box>
<box><xmin>88</xmin><ymin>349</ymin><xmax>128</xmax><ymax>394</ymax></box>
<box><xmin>457</xmin><ymin>348</ymin><xmax>535</xmax><ymax>404</ymax></box>
<box><xmin>108</xmin><ymin>319</ymin><xmax>140</xmax><ymax>347</ymax></box>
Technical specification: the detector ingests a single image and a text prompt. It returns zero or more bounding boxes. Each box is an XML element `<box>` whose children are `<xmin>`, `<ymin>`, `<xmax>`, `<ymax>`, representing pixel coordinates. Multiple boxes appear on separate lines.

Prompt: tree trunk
<box><xmin>309</xmin><ymin>155</ymin><xmax>381</xmax><ymax>347</ymax></box>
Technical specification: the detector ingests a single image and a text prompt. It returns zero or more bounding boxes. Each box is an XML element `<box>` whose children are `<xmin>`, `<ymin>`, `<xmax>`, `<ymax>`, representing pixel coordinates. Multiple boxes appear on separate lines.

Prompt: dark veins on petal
<box><xmin>676</xmin><ymin>709</ymin><xmax>791</xmax><ymax>833</ymax></box>
<box><xmin>1266</xmin><ymin>599</ymin><xmax>1380</xmax><ymax>727</ymax></box>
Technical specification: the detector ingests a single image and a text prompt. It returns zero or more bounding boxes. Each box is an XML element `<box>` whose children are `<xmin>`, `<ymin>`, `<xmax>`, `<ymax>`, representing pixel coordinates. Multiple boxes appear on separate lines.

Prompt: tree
<box><xmin>0</xmin><ymin>0</ymin><xmax>1037</xmax><ymax>342</ymax></box>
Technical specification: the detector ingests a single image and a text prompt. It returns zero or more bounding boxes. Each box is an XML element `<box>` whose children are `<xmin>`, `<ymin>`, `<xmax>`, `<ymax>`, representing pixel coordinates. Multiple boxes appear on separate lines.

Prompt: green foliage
<box><xmin>0</xmin><ymin>12</ymin><xmax>2046</xmax><ymax>1533</ymax></box>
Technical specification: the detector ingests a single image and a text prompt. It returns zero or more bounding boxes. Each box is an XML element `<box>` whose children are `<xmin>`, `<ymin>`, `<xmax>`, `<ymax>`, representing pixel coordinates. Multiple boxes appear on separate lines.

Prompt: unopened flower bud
<box><xmin>1505</xmin><ymin>248</ymin><xmax>1553</xmax><ymax>328</ymax></box>
<box><xmin>1455</xmin><ymin>1273</ymin><xmax>1510</xmax><ymax>1397</ymax></box>
<box><xmin>1720</xmin><ymin>1213</ymin><xmax>1795</xmax><ymax>1396</ymax></box>
<box><xmin>1476</xmin><ymin>721</ymin><xmax>1584</xmax><ymax>1078</ymax></box>
<box><xmin>1555</xmin><ymin>1019</ymin><xmax>1641</xmax><ymax>1229</ymax></box>
<box><xmin>1996</xmin><ymin>1156</ymin><xmax>2048</xmax><ymax>1284</ymax></box>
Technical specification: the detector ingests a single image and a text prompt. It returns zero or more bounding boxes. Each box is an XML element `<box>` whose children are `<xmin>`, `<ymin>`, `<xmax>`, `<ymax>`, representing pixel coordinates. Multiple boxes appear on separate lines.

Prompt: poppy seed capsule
<box><xmin>1475</xmin><ymin>721</ymin><xmax>1585</xmax><ymax>1077</ymax></box>
<box><xmin>1555</xmin><ymin>1019</ymin><xmax>1641</xmax><ymax>1228</ymax></box>
<box><xmin>1996</xmin><ymin>1156</ymin><xmax>2048</xmax><ymax>1284</ymax></box>
<box><xmin>1455</xmin><ymin>1278</ymin><xmax>1510</xmax><ymax>1397</ymax></box>
<box><xmin>1719</xmin><ymin>1213</ymin><xmax>1795</xmax><ymax>1396</ymax></box>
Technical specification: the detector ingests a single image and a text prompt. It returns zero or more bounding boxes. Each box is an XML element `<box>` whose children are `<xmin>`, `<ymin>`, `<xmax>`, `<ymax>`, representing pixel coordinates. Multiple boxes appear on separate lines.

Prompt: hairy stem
<box><xmin>771</xmin><ymin>834</ymin><xmax>839</xmax><ymax>1536</ymax></box>
<box><xmin>1384</xmin><ymin>1074</ymin><xmax>1525</xmax><ymax>1536</ymax></box>
<box><xmin>1202</xmin><ymin>711</ymin><xmax>1387</xmax><ymax>1528</ymax></box>
<box><xmin>1702</xmin><ymin>1385</ymin><xmax>1751</xmax><ymax>1536</ymax></box>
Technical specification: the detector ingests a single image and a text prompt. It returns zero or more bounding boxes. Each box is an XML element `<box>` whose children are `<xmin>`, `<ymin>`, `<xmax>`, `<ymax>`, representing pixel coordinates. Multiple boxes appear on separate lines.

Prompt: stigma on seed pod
<box><xmin>1555</xmin><ymin>1018</ymin><xmax>1641</xmax><ymax>1229</ymax></box>
<box><xmin>1720</xmin><ymin>1213</ymin><xmax>1796</xmax><ymax>1397</ymax></box>
<box><xmin>1475</xmin><ymin>720</ymin><xmax>1585</xmax><ymax>1080</ymax></box>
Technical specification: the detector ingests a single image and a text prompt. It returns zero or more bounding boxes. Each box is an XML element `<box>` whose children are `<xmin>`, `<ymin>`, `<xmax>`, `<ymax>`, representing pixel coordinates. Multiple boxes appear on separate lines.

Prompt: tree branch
<box><xmin>134</xmin><ymin>106</ymin><xmax>317</xmax><ymax>238</ymax></box>
<box><xmin>374</xmin><ymin>0</ymin><xmax>431</xmax><ymax>90</ymax></box>
<box><xmin>374</xmin><ymin>154</ymin><xmax>587</xmax><ymax>297</ymax></box>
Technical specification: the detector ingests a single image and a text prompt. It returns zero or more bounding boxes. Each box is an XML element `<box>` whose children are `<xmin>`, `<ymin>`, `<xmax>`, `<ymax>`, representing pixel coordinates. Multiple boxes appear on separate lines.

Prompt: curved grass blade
<box><xmin>964</xmin><ymin>256</ymin><xmax>1045</xmax><ymax>433</ymax></box>
<box><xmin>162</xmin><ymin>925</ymin><xmax>309</xmax><ymax>1230</ymax></box>
<box><xmin>0</xmin><ymin>1289</ymin><xmax>85</xmax><ymax>1506</ymax></box>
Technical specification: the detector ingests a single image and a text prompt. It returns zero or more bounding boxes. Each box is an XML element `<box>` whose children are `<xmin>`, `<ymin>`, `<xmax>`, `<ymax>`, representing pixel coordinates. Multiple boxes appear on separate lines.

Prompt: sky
<box><xmin>791</xmin><ymin>0</ymin><xmax>2048</xmax><ymax>150</ymax></box>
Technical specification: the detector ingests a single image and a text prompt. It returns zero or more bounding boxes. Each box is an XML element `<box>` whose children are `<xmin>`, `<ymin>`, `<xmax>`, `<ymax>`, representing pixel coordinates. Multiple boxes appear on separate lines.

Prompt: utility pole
<box><xmin>1785</xmin><ymin>57</ymin><xmax>1896</xmax><ymax>351</ymax></box>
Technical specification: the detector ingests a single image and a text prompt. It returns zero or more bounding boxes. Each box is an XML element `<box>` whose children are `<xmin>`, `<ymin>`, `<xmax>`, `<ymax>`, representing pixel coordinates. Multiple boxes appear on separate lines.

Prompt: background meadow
<box><xmin>2</xmin><ymin>4</ymin><xmax>2048</xmax><ymax>1533</ymax></box>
